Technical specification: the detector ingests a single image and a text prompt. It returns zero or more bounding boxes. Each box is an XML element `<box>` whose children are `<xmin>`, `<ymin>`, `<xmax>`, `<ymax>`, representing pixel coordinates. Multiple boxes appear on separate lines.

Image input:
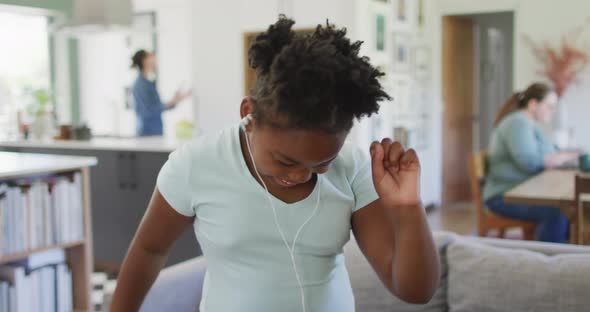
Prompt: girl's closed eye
<box><xmin>277</xmin><ymin>159</ymin><xmax>297</xmax><ymax>167</ymax></box>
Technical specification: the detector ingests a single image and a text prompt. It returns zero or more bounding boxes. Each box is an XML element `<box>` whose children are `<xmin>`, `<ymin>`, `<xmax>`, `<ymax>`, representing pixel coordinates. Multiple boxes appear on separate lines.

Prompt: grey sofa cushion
<box><xmin>345</xmin><ymin>233</ymin><xmax>454</xmax><ymax>312</ymax></box>
<box><xmin>140</xmin><ymin>257</ymin><xmax>207</xmax><ymax>312</ymax></box>
<box><xmin>447</xmin><ymin>239</ymin><xmax>590</xmax><ymax>312</ymax></box>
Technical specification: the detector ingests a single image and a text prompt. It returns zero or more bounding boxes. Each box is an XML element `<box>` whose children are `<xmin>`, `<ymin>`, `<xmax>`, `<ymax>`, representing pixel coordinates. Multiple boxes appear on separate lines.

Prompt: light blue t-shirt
<box><xmin>157</xmin><ymin>125</ymin><xmax>379</xmax><ymax>312</ymax></box>
<box><xmin>483</xmin><ymin>111</ymin><xmax>557</xmax><ymax>200</ymax></box>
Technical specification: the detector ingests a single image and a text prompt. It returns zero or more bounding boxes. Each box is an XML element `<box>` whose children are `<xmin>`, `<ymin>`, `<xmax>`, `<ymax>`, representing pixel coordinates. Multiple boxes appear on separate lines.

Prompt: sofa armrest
<box><xmin>140</xmin><ymin>256</ymin><xmax>207</xmax><ymax>312</ymax></box>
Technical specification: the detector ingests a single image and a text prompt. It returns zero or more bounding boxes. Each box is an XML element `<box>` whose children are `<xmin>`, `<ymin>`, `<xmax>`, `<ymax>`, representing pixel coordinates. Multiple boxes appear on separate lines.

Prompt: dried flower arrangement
<box><xmin>523</xmin><ymin>18</ymin><xmax>590</xmax><ymax>97</ymax></box>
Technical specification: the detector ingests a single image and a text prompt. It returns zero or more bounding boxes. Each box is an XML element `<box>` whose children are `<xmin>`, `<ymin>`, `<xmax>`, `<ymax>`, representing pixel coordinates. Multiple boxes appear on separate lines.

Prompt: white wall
<box><xmin>78</xmin><ymin>31</ymin><xmax>132</xmax><ymax>135</ymax></box>
<box><xmin>514</xmin><ymin>0</ymin><xmax>590</xmax><ymax>149</ymax></box>
<box><xmin>427</xmin><ymin>0</ymin><xmax>590</xmax><ymax>205</ymax></box>
<box><xmin>190</xmin><ymin>0</ymin><xmax>356</xmax><ymax>133</ymax></box>
<box><xmin>415</xmin><ymin>0</ymin><xmax>440</xmax><ymax>206</ymax></box>
<box><xmin>562</xmin><ymin>71</ymin><xmax>590</xmax><ymax>150</ymax></box>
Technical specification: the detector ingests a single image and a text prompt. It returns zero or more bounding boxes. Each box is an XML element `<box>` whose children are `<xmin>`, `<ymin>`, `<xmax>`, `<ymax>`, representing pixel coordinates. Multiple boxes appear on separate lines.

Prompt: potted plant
<box><xmin>24</xmin><ymin>87</ymin><xmax>55</xmax><ymax>140</ymax></box>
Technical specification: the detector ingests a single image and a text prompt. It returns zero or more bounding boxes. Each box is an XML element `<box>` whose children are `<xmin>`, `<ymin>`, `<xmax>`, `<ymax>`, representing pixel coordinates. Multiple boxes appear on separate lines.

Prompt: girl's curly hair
<box><xmin>248</xmin><ymin>15</ymin><xmax>390</xmax><ymax>133</ymax></box>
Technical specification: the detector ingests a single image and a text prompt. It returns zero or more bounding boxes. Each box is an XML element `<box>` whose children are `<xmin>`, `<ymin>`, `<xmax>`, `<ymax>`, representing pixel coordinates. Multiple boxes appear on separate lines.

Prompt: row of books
<box><xmin>0</xmin><ymin>173</ymin><xmax>84</xmax><ymax>257</ymax></box>
<box><xmin>0</xmin><ymin>249</ymin><xmax>73</xmax><ymax>312</ymax></box>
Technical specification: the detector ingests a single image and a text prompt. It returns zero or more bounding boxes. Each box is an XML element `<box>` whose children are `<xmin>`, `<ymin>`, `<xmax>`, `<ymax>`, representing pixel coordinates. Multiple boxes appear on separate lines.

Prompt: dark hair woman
<box><xmin>111</xmin><ymin>16</ymin><xmax>439</xmax><ymax>311</ymax></box>
<box><xmin>484</xmin><ymin>82</ymin><xmax>580</xmax><ymax>242</ymax></box>
<box><xmin>131</xmin><ymin>49</ymin><xmax>191</xmax><ymax>136</ymax></box>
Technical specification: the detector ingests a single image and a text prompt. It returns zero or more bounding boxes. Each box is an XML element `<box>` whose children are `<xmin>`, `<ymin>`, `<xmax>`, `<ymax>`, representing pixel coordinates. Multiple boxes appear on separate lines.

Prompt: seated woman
<box><xmin>483</xmin><ymin>82</ymin><xmax>580</xmax><ymax>243</ymax></box>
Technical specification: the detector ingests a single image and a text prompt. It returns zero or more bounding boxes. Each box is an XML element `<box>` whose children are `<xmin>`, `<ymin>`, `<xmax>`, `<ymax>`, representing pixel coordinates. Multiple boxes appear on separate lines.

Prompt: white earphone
<box><xmin>241</xmin><ymin>114</ymin><xmax>253</xmax><ymax>128</ymax></box>
<box><xmin>240</xmin><ymin>114</ymin><xmax>320</xmax><ymax>312</ymax></box>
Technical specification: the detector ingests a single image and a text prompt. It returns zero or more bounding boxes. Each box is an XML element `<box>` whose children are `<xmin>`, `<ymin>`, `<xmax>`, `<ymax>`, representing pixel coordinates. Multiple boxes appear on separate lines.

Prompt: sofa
<box><xmin>140</xmin><ymin>231</ymin><xmax>590</xmax><ymax>312</ymax></box>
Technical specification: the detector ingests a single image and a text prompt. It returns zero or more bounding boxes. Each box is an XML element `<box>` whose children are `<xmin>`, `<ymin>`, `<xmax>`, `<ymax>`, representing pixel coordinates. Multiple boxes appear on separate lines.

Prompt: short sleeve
<box><xmin>349</xmin><ymin>145</ymin><xmax>379</xmax><ymax>212</ymax></box>
<box><xmin>157</xmin><ymin>143</ymin><xmax>195</xmax><ymax>216</ymax></box>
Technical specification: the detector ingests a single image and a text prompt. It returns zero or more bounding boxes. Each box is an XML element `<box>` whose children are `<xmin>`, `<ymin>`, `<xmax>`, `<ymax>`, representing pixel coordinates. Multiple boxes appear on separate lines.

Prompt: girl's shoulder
<box><xmin>168</xmin><ymin>126</ymin><xmax>238</xmax><ymax>169</ymax></box>
<box><xmin>330</xmin><ymin>141</ymin><xmax>372</xmax><ymax>179</ymax></box>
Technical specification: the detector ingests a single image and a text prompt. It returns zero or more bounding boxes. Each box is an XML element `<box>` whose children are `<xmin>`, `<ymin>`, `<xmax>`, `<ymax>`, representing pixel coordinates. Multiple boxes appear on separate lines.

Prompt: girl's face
<box><xmin>245</xmin><ymin>124</ymin><xmax>347</xmax><ymax>188</ymax></box>
<box><xmin>530</xmin><ymin>91</ymin><xmax>558</xmax><ymax>123</ymax></box>
<box><xmin>240</xmin><ymin>99</ymin><xmax>348</xmax><ymax>188</ymax></box>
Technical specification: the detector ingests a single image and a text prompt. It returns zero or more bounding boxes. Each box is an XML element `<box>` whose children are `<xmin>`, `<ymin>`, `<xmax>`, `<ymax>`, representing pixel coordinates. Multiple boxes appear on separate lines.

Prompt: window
<box><xmin>0</xmin><ymin>10</ymin><xmax>51</xmax><ymax>140</ymax></box>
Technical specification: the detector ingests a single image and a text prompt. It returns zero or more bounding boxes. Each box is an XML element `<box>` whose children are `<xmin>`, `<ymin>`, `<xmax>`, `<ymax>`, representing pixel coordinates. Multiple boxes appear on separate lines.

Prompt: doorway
<box><xmin>442</xmin><ymin>12</ymin><xmax>514</xmax><ymax>204</ymax></box>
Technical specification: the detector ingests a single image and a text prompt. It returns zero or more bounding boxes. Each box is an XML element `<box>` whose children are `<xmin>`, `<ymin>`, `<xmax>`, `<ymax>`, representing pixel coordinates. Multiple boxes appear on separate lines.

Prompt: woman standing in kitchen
<box><xmin>131</xmin><ymin>50</ymin><xmax>192</xmax><ymax>136</ymax></box>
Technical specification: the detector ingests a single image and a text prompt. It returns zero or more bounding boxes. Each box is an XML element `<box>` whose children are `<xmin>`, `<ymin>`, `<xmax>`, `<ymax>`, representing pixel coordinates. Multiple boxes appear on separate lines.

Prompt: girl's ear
<box><xmin>240</xmin><ymin>97</ymin><xmax>255</xmax><ymax>120</ymax></box>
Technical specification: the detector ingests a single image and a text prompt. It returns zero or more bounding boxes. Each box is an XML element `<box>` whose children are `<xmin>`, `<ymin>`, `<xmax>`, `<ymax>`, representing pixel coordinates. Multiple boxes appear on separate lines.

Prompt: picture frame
<box><xmin>391</xmin><ymin>0</ymin><xmax>415</xmax><ymax>31</ymax></box>
<box><xmin>393</xmin><ymin>126</ymin><xmax>409</xmax><ymax>147</ymax></box>
<box><xmin>370</xmin><ymin>114</ymin><xmax>383</xmax><ymax>142</ymax></box>
<box><xmin>413</xmin><ymin>45</ymin><xmax>430</xmax><ymax>79</ymax></box>
<box><xmin>392</xmin><ymin>33</ymin><xmax>412</xmax><ymax>73</ymax></box>
<box><xmin>375</xmin><ymin>14</ymin><xmax>387</xmax><ymax>52</ymax></box>
<box><xmin>416</xmin><ymin>0</ymin><xmax>426</xmax><ymax>32</ymax></box>
<box><xmin>391</xmin><ymin>76</ymin><xmax>411</xmax><ymax>115</ymax></box>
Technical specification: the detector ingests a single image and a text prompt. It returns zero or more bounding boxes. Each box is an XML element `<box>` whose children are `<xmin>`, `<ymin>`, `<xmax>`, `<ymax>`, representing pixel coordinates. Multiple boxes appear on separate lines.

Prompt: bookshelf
<box><xmin>0</xmin><ymin>241</ymin><xmax>84</xmax><ymax>265</ymax></box>
<box><xmin>0</xmin><ymin>152</ymin><xmax>97</xmax><ymax>312</ymax></box>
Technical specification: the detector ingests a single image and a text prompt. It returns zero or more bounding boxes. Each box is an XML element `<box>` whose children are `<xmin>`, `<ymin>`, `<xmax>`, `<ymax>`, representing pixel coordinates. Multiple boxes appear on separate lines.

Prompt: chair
<box><xmin>575</xmin><ymin>174</ymin><xmax>590</xmax><ymax>245</ymax></box>
<box><xmin>468</xmin><ymin>151</ymin><xmax>536</xmax><ymax>240</ymax></box>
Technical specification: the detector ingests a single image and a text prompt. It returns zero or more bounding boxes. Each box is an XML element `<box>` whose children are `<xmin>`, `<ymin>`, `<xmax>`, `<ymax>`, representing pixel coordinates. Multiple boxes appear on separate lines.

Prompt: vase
<box><xmin>553</xmin><ymin>102</ymin><xmax>570</xmax><ymax>149</ymax></box>
<box><xmin>30</xmin><ymin>113</ymin><xmax>54</xmax><ymax>140</ymax></box>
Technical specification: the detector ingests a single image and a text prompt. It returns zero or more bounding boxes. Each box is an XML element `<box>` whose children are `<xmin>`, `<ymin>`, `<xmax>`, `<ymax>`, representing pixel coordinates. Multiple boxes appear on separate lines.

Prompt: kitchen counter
<box><xmin>0</xmin><ymin>136</ymin><xmax>188</xmax><ymax>153</ymax></box>
<box><xmin>0</xmin><ymin>136</ymin><xmax>200</xmax><ymax>268</ymax></box>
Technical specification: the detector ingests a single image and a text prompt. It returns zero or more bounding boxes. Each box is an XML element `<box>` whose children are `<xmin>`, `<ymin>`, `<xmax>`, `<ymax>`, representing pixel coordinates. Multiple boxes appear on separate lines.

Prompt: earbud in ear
<box><xmin>241</xmin><ymin>114</ymin><xmax>253</xmax><ymax>130</ymax></box>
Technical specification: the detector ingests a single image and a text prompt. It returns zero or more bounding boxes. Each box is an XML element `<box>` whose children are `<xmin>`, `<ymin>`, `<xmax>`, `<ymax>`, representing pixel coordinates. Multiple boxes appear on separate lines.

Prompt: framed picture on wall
<box><xmin>392</xmin><ymin>33</ymin><xmax>412</xmax><ymax>72</ymax></box>
<box><xmin>391</xmin><ymin>77</ymin><xmax>411</xmax><ymax>114</ymax></box>
<box><xmin>391</xmin><ymin>0</ymin><xmax>415</xmax><ymax>31</ymax></box>
<box><xmin>393</xmin><ymin>126</ymin><xmax>409</xmax><ymax>147</ymax></box>
<box><xmin>375</xmin><ymin>14</ymin><xmax>387</xmax><ymax>52</ymax></box>
<box><xmin>413</xmin><ymin>45</ymin><xmax>430</xmax><ymax>79</ymax></box>
<box><xmin>416</xmin><ymin>0</ymin><xmax>426</xmax><ymax>32</ymax></box>
<box><xmin>370</xmin><ymin>114</ymin><xmax>383</xmax><ymax>142</ymax></box>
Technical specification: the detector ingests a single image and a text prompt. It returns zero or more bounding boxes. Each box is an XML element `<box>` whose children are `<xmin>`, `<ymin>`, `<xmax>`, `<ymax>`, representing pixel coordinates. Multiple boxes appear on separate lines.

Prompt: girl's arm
<box><xmin>352</xmin><ymin>200</ymin><xmax>438</xmax><ymax>304</ymax></box>
<box><xmin>351</xmin><ymin>139</ymin><xmax>439</xmax><ymax>304</ymax></box>
<box><xmin>109</xmin><ymin>187</ymin><xmax>194</xmax><ymax>311</ymax></box>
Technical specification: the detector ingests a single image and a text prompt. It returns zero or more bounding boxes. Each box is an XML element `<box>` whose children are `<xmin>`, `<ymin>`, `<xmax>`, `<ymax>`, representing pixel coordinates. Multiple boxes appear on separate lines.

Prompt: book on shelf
<box><xmin>0</xmin><ymin>172</ymin><xmax>84</xmax><ymax>258</ymax></box>
<box><xmin>19</xmin><ymin>248</ymin><xmax>66</xmax><ymax>270</ymax></box>
<box><xmin>0</xmin><ymin>264</ymin><xmax>27</xmax><ymax>312</ymax></box>
<box><xmin>0</xmin><ymin>249</ymin><xmax>73</xmax><ymax>312</ymax></box>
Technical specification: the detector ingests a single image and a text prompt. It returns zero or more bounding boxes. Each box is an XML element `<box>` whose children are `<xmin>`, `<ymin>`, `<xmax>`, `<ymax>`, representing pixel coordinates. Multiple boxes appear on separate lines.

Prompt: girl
<box><xmin>484</xmin><ymin>82</ymin><xmax>580</xmax><ymax>242</ymax></box>
<box><xmin>111</xmin><ymin>16</ymin><xmax>439</xmax><ymax>312</ymax></box>
<box><xmin>131</xmin><ymin>50</ymin><xmax>191</xmax><ymax>136</ymax></box>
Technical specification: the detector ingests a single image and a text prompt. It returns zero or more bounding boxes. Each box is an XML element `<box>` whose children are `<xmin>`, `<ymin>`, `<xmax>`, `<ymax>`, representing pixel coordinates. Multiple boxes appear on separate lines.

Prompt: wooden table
<box><xmin>505</xmin><ymin>169</ymin><xmax>590</xmax><ymax>243</ymax></box>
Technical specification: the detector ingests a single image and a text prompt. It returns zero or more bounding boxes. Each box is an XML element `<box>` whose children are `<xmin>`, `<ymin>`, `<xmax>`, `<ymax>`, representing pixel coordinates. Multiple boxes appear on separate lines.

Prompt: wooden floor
<box><xmin>427</xmin><ymin>202</ymin><xmax>477</xmax><ymax>236</ymax></box>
